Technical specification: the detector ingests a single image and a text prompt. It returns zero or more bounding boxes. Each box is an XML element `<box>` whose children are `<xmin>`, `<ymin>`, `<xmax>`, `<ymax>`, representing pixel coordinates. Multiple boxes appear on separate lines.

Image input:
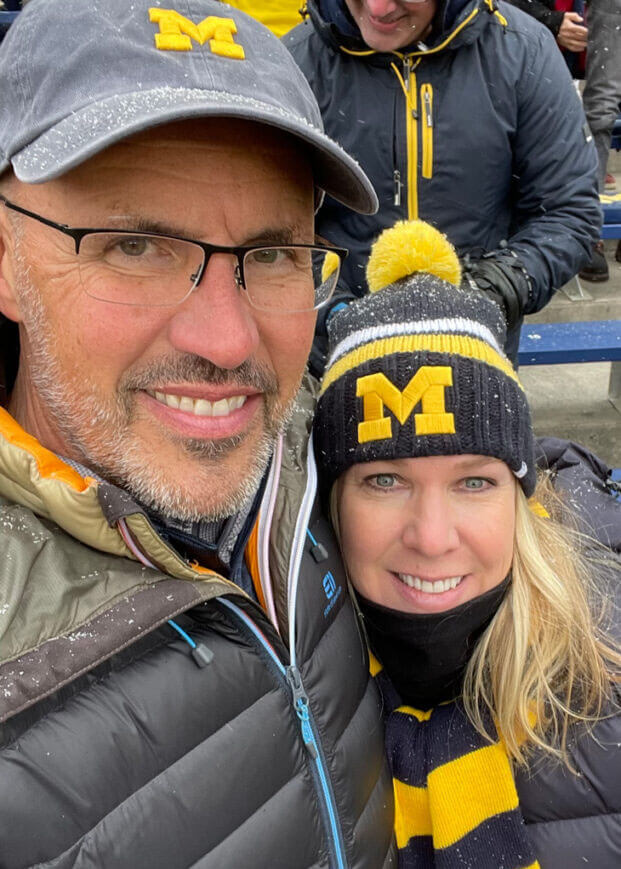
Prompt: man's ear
<box><xmin>0</xmin><ymin>212</ymin><xmax>23</xmax><ymax>324</ymax></box>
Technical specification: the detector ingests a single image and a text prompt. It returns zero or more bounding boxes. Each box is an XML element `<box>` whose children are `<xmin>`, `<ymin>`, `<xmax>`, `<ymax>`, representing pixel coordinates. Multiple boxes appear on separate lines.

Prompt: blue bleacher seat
<box><xmin>0</xmin><ymin>8</ymin><xmax>20</xmax><ymax>39</ymax></box>
<box><xmin>518</xmin><ymin>320</ymin><xmax>621</xmax><ymax>365</ymax></box>
<box><xmin>601</xmin><ymin>194</ymin><xmax>621</xmax><ymax>241</ymax></box>
<box><xmin>0</xmin><ymin>0</ymin><xmax>21</xmax><ymax>37</ymax></box>
<box><xmin>611</xmin><ymin>118</ymin><xmax>621</xmax><ymax>152</ymax></box>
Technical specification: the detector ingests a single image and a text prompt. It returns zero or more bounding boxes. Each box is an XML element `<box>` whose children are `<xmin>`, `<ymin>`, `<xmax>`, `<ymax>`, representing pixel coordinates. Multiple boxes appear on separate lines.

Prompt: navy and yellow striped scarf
<box><xmin>372</xmin><ymin>655</ymin><xmax>540</xmax><ymax>868</ymax></box>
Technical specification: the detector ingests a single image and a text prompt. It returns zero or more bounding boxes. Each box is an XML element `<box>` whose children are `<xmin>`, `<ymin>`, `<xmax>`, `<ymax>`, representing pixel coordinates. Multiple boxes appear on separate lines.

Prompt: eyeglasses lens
<box><xmin>77</xmin><ymin>235</ymin><xmax>340</xmax><ymax>311</ymax></box>
<box><xmin>243</xmin><ymin>247</ymin><xmax>340</xmax><ymax>312</ymax></box>
<box><xmin>78</xmin><ymin>233</ymin><xmax>204</xmax><ymax>306</ymax></box>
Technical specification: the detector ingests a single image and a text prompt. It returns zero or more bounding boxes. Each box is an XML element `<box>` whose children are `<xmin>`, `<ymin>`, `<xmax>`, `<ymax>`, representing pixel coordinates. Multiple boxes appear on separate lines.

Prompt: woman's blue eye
<box><xmin>373</xmin><ymin>474</ymin><xmax>396</xmax><ymax>488</ymax></box>
<box><xmin>464</xmin><ymin>477</ymin><xmax>486</xmax><ymax>490</ymax></box>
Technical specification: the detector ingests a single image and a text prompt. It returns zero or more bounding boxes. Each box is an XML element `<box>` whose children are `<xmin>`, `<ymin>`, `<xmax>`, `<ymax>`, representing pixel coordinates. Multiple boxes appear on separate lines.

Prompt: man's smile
<box><xmin>141</xmin><ymin>388</ymin><xmax>262</xmax><ymax>440</ymax></box>
<box><xmin>368</xmin><ymin>12</ymin><xmax>408</xmax><ymax>31</ymax></box>
<box><xmin>148</xmin><ymin>390</ymin><xmax>248</xmax><ymax>417</ymax></box>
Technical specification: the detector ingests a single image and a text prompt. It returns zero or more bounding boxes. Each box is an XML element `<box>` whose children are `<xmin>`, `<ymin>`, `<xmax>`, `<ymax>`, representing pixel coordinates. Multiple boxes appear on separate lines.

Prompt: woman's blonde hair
<box><xmin>332</xmin><ymin>473</ymin><xmax>621</xmax><ymax>768</ymax></box>
<box><xmin>463</xmin><ymin>474</ymin><xmax>620</xmax><ymax>767</ymax></box>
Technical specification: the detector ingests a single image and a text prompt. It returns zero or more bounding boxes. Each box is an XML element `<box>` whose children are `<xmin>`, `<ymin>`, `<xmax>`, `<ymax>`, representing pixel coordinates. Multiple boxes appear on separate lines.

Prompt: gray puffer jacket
<box><xmin>285</xmin><ymin>0</ymin><xmax>600</xmax><ymax>364</ymax></box>
<box><xmin>513</xmin><ymin>438</ymin><xmax>621</xmax><ymax>868</ymax></box>
<box><xmin>515</xmin><ymin>686</ymin><xmax>621</xmax><ymax>869</ymax></box>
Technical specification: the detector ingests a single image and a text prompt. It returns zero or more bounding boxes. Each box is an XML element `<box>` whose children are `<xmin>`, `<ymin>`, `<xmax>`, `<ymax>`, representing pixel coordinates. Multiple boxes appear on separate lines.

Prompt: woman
<box><xmin>314</xmin><ymin>220</ymin><xmax>621</xmax><ymax>869</ymax></box>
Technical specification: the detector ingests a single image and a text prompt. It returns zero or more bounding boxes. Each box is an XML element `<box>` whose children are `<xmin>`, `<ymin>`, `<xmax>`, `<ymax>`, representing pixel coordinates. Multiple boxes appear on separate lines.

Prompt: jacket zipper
<box><xmin>421</xmin><ymin>83</ymin><xmax>434</xmax><ymax>179</ymax></box>
<box><xmin>219</xmin><ymin>598</ymin><xmax>347</xmax><ymax>869</ymax></box>
<box><xmin>284</xmin><ymin>433</ymin><xmax>348</xmax><ymax>868</ymax></box>
<box><xmin>403</xmin><ymin>56</ymin><xmax>418</xmax><ymax>219</ymax></box>
<box><xmin>121</xmin><ymin>438</ymin><xmax>348</xmax><ymax>866</ymax></box>
<box><xmin>393</xmin><ymin>169</ymin><xmax>402</xmax><ymax>206</ymax></box>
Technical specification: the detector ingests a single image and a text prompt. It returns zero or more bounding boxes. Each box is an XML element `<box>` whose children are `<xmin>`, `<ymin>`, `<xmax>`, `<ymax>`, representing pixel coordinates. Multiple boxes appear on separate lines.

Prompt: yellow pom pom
<box><xmin>366</xmin><ymin>220</ymin><xmax>462</xmax><ymax>292</ymax></box>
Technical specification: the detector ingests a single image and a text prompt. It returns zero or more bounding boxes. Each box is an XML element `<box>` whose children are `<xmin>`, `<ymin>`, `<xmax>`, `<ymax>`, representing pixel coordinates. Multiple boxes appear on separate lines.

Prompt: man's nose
<box><xmin>400</xmin><ymin>492</ymin><xmax>460</xmax><ymax>557</ymax></box>
<box><xmin>366</xmin><ymin>0</ymin><xmax>400</xmax><ymax>17</ymax></box>
<box><xmin>166</xmin><ymin>253</ymin><xmax>260</xmax><ymax>370</ymax></box>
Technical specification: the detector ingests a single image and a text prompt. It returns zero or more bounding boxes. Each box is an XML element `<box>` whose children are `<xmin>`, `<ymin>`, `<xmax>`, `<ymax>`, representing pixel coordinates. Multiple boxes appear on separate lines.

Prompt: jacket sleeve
<box><xmin>503</xmin><ymin>0</ymin><xmax>564</xmax><ymax>35</ymax></box>
<box><xmin>506</xmin><ymin>24</ymin><xmax>600</xmax><ymax>314</ymax></box>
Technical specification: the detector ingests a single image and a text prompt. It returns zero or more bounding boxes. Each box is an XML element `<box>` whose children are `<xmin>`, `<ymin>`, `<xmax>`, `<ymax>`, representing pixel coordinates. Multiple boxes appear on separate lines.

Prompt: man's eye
<box><xmin>117</xmin><ymin>237</ymin><xmax>151</xmax><ymax>257</ymax></box>
<box><xmin>250</xmin><ymin>248</ymin><xmax>282</xmax><ymax>265</ymax></box>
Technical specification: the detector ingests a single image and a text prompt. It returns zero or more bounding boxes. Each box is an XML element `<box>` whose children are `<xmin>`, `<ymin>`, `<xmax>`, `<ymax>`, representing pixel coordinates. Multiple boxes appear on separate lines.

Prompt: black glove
<box><xmin>461</xmin><ymin>251</ymin><xmax>532</xmax><ymax>332</ymax></box>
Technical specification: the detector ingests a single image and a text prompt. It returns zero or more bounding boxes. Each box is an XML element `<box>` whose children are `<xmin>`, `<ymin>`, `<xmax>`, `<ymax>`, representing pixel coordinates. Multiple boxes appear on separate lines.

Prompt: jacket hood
<box><xmin>313</xmin><ymin>0</ymin><xmax>480</xmax><ymax>50</ymax></box>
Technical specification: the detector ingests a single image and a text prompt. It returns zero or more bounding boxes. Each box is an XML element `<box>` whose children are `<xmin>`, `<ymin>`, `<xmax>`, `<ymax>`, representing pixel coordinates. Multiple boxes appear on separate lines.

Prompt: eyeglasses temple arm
<box><xmin>0</xmin><ymin>194</ymin><xmax>74</xmax><ymax>234</ymax></box>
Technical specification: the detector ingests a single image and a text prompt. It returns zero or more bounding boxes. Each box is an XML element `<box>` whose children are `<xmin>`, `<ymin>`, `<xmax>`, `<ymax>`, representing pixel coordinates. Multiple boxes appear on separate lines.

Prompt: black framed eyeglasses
<box><xmin>0</xmin><ymin>194</ymin><xmax>347</xmax><ymax>312</ymax></box>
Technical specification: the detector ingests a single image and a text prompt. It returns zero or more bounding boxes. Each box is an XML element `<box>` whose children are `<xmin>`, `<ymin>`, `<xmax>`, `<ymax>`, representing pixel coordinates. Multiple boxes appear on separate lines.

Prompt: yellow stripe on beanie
<box><xmin>320</xmin><ymin>332</ymin><xmax>523</xmax><ymax>397</ymax></box>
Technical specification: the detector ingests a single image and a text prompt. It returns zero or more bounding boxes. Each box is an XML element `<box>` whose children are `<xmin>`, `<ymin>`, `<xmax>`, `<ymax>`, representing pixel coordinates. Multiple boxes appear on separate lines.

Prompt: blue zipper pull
<box><xmin>286</xmin><ymin>665</ymin><xmax>318</xmax><ymax>759</ymax></box>
<box><xmin>306</xmin><ymin>527</ymin><xmax>328</xmax><ymax>563</ymax></box>
<box><xmin>168</xmin><ymin>618</ymin><xmax>214</xmax><ymax>668</ymax></box>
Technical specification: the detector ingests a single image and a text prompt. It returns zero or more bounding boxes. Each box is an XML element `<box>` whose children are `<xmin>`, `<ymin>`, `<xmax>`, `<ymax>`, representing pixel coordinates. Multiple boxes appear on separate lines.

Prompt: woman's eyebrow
<box><xmin>453</xmin><ymin>457</ymin><xmax>503</xmax><ymax>470</ymax></box>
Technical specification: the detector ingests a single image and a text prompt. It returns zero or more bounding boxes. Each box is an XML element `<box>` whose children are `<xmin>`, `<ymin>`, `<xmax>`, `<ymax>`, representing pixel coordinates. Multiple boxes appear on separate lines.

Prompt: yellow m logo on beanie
<box><xmin>357</xmin><ymin>366</ymin><xmax>455</xmax><ymax>444</ymax></box>
<box><xmin>149</xmin><ymin>9</ymin><xmax>245</xmax><ymax>58</ymax></box>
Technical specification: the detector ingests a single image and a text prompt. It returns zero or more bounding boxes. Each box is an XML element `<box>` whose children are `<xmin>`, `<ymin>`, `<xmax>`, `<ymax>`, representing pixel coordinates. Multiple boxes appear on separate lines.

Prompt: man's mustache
<box><xmin>122</xmin><ymin>355</ymin><xmax>279</xmax><ymax>396</ymax></box>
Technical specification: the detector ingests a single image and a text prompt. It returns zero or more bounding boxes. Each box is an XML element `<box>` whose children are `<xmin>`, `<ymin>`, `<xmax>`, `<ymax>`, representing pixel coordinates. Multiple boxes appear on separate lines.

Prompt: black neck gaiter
<box><xmin>358</xmin><ymin>576</ymin><xmax>511</xmax><ymax>708</ymax></box>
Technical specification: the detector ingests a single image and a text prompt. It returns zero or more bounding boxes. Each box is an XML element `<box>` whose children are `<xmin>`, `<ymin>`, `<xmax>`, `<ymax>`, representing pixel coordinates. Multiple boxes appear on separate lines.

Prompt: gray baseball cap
<box><xmin>0</xmin><ymin>0</ymin><xmax>377</xmax><ymax>214</ymax></box>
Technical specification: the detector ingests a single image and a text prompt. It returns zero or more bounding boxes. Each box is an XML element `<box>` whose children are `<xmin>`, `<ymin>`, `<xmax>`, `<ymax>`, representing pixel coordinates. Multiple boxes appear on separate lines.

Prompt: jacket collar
<box><xmin>0</xmin><ymin>405</ymin><xmax>250</xmax><ymax>586</ymax></box>
<box><xmin>308</xmin><ymin>0</ymin><xmax>496</xmax><ymax>59</ymax></box>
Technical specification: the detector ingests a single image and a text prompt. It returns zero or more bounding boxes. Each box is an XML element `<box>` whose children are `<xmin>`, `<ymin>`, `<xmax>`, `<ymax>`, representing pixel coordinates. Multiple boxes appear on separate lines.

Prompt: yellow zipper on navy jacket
<box><xmin>340</xmin><ymin>1</ymin><xmax>509</xmax><ymax>216</ymax></box>
<box><xmin>421</xmin><ymin>82</ymin><xmax>433</xmax><ymax>179</ymax></box>
<box><xmin>390</xmin><ymin>58</ymin><xmax>423</xmax><ymax>219</ymax></box>
<box><xmin>404</xmin><ymin>57</ymin><xmax>418</xmax><ymax>218</ymax></box>
<box><xmin>390</xmin><ymin>65</ymin><xmax>434</xmax><ymax>214</ymax></box>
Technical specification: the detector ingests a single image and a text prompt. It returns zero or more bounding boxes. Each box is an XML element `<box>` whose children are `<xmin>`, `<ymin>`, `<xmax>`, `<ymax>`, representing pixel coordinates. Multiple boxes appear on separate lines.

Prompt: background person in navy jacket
<box><xmin>285</xmin><ymin>0</ymin><xmax>601</xmax><ymax>370</ymax></box>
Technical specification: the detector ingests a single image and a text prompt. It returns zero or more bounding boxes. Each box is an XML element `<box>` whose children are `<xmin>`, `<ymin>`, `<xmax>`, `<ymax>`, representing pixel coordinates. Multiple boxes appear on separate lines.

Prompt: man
<box><xmin>0</xmin><ymin>1</ymin><xmax>395</xmax><ymax>866</ymax></box>
<box><xmin>285</xmin><ymin>0</ymin><xmax>601</xmax><ymax>366</ymax></box>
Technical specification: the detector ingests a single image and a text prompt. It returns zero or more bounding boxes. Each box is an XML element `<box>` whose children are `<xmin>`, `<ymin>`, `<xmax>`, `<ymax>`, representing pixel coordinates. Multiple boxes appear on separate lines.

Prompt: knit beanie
<box><xmin>314</xmin><ymin>220</ymin><xmax>537</xmax><ymax>495</ymax></box>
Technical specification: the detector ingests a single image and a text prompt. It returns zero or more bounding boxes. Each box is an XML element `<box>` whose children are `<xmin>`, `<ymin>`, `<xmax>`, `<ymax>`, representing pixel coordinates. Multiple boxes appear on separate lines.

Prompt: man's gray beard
<box><xmin>11</xmin><ymin>252</ymin><xmax>296</xmax><ymax>521</ymax></box>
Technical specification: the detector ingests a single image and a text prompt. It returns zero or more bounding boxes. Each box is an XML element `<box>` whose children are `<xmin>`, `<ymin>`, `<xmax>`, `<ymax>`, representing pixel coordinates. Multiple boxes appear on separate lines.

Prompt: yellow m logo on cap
<box><xmin>149</xmin><ymin>9</ymin><xmax>245</xmax><ymax>59</ymax></box>
<box><xmin>357</xmin><ymin>366</ymin><xmax>455</xmax><ymax>444</ymax></box>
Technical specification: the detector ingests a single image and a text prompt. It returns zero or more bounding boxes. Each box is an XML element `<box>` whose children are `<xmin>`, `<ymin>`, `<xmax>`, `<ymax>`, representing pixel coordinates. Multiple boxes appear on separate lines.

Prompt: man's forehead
<box><xmin>5</xmin><ymin>121</ymin><xmax>315</xmax><ymax>245</ymax></box>
<box><xmin>128</xmin><ymin>117</ymin><xmax>310</xmax><ymax>153</ymax></box>
<box><xmin>12</xmin><ymin>118</ymin><xmax>315</xmax><ymax>211</ymax></box>
<box><xmin>63</xmin><ymin>118</ymin><xmax>314</xmax><ymax>179</ymax></box>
